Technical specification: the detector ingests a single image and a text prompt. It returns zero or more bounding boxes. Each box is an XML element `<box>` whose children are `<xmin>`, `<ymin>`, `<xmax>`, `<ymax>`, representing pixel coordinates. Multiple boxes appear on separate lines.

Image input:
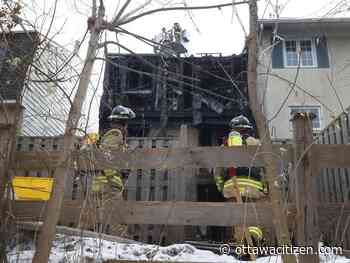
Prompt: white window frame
<box><xmin>283</xmin><ymin>39</ymin><xmax>318</xmax><ymax>68</ymax></box>
<box><xmin>289</xmin><ymin>105</ymin><xmax>322</xmax><ymax>131</ymax></box>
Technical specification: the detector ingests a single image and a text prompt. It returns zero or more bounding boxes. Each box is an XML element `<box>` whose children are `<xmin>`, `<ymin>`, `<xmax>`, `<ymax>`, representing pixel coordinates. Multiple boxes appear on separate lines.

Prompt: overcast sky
<box><xmin>22</xmin><ymin>0</ymin><xmax>349</xmax><ymax>133</ymax></box>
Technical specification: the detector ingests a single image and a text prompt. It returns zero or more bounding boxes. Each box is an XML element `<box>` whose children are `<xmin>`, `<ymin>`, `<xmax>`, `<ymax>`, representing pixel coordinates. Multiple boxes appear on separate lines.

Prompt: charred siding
<box><xmin>99</xmin><ymin>53</ymin><xmax>254</xmax><ymax>243</ymax></box>
<box><xmin>99</xmin><ymin>54</ymin><xmax>254</xmax><ymax>136</ymax></box>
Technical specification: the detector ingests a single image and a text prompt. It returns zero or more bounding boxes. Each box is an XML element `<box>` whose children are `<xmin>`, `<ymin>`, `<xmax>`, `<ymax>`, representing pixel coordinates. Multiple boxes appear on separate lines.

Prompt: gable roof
<box><xmin>259</xmin><ymin>18</ymin><xmax>350</xmax><ymax>33</ymax></box>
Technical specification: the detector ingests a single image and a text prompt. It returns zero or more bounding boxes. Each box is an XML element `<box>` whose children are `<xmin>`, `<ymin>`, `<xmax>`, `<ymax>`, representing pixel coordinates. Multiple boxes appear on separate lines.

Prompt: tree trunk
<box><xmin>247</xmin><ymin>1</ymin><xmax>297</xmax><ymax>262</ymax></box>
<box><xmin>32</xmin><ymin>21</ymin><xmax>101</xmax><ymax>263</ymax></box>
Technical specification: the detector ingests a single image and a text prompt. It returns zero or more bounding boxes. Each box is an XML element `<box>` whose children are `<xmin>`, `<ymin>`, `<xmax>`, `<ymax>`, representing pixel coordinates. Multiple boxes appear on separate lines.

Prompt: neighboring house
<box><xmin>258</xmin><ymin>18</ymin><xmax>350</xmax><ymax>141</ymax></box>
<box><xmin>0</xmin><ymin>31</ymin><xmax>79</xmax><ymax>136</ymax></box>
<box><xmin>22</xmin><ymin>40</ymin><xmax>80</xmax><ymax>136</ymax></box>
<box><xmin>0</xmin><ymin>31</ymin><xmax>38</xmax><ymax>128</ymax></box>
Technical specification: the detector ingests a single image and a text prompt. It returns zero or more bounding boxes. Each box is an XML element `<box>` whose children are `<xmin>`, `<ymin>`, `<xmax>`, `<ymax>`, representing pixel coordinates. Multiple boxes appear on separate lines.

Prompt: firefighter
<box><xmin>214</xmin><ymin>115</ymin><xmax>268</xmax><ymax>259</ymax></box>
<box><xmin>217</xmin><ymin>115</ymin><xmax>268</xmax><ymax>201</ymax></box>
<box><xmin>173</xmin><ymin>22</ymin><xmax>182</xmax><ymax>42</ymax></box>
<box><xmin>91</xmin><ymin>105</ymin><xmax>136</xmax><ymax>201</ymax></box>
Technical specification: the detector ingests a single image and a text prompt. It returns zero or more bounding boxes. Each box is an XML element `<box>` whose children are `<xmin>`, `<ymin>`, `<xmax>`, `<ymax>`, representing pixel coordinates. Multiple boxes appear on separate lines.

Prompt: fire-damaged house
<box><xmin>99</xmin><ymin>53</ymin><xmax>254</xmax><ymax>243</ymax></box>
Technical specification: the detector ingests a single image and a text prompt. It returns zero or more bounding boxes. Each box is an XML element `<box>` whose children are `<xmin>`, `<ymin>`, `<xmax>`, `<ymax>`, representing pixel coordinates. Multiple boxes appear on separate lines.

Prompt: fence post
<box><xmin>292</xmin><ymin>112</ymin><xmax>320</xmax><ymax>263</ymax></box>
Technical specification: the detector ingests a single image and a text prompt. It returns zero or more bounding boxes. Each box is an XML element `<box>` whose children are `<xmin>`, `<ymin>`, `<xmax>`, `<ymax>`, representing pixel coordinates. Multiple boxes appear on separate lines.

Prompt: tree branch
<box><xmin>117</xmin><ymin>1</ymin><xmax>250</xmax><ymax>25</ymax></box>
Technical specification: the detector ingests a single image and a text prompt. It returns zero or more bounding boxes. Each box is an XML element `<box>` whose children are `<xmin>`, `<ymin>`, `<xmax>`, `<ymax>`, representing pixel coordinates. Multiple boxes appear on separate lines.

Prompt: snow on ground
<box><xmin>6</xmin><ymin>234</ymin><xmax>350</xmax><ymax>262</ymax></box>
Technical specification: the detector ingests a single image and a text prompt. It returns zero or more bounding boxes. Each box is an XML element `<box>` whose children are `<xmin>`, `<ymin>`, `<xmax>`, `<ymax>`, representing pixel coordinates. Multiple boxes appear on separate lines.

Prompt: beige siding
<box><xmin>258</xmin><ymin>30</ymin><xmax>350</xmax><ymax>140</ymax></box>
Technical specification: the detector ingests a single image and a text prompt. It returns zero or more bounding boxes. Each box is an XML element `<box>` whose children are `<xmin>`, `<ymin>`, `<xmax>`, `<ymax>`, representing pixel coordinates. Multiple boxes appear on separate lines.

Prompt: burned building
<box><xmin>99</xmin><ymin>53</ymin><xmax>253</xmax><ymax>243</ymax></box>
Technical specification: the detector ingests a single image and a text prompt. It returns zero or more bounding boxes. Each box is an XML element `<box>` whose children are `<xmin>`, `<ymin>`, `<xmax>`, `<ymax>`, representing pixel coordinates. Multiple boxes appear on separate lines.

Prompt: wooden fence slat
<box><xmin>339</xmin><ymin>116</ymin><xmax>348</xmax><ymax>201</ymax></box>
<box><xmin>13</xmin><ymin>144</ymin><xmax>350</xmax><ymax>171</ymax></box>
<box><xmin>335</xmin><ymin>121</ymin><xmax>346</xmax><ymax>202</ymax></box>
<box><xmin>13</xmin><ymin>145</ymin><xmax>292</xmax><ymax>170</ymax></box>
<box><xmin>320</xmin><ymin>134</ymin><xmax>329</xmax><ymax>202</ymax></box>
<box><xmin>311</xmin><ymin>144</ymin><xmax>350</xmax><ymax>168</ymax></box>
<box><xmin>323</xmin><ymin>133</ymin><xmax>330</xmax><ymax>203</ymax></box>
<box><xmin>341</xmin><ymin>114</ymin><xmax>350</xmax><ymax>201</ymax></box>
<box><xmin>329</xmin><ymin>128</ymin><xmax>338</xmax><ymax>203</ymax></box>
<box><xmin>9</xmin><ymin>200</ymin><xmax>350</xmax><ymax>233</ymax></box>
<box><xmin>11</xmin><ymin>200</ymin><xmax>292</xmax><ymax>227</ymax></box>
<box><xmin>331</xmin><ymin>124</ymin><xmax>343</xmax><ymax>202</ymax></box>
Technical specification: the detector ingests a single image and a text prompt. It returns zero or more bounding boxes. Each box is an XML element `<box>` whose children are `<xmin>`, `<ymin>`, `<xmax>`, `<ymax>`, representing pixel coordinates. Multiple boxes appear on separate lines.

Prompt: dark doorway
<box><xmin>197</xmin><ymin>184</ymin><xmax>225</xmax><ymax>202</ymax></box>
<box><xmin>197</xmin><ymin>183</ymin><xmax>228</xmax><ymax>242</ymax></box>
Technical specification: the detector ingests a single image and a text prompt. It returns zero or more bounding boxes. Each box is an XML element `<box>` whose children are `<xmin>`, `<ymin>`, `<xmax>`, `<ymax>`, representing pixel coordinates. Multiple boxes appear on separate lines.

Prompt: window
<box><xmin>300</xmin><ymin>40</ymin><xmax>314</xmax><ymax>66</ymax></box>
<box><xmin>284</xmin><ymin>39</ymin><xmax>317</xmax><ymax>67</ymax></box>
<box><xmin>285</xmin><ymin>40</ymin><xmax>298</xmax><ymax>66</ymax></box>
<box><xmin>290</xmin><ymin>106</ymin><xmax>321</xmax><ymax>130</ymax></box>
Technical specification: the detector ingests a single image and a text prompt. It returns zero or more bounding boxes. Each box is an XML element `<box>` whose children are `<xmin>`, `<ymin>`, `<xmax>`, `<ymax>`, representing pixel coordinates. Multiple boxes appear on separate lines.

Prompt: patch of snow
<box><xmin>6</xmin><ymin>234</ymin><xmax>350</xmax><ymax>262</ymax></box>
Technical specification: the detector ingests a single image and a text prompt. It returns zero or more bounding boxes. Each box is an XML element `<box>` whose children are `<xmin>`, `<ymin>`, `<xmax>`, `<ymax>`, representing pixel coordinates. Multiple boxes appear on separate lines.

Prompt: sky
<box><xmin>20</xmin><ymin>0</ymin><xmax>349</xmax><ymax>133</ymax></box>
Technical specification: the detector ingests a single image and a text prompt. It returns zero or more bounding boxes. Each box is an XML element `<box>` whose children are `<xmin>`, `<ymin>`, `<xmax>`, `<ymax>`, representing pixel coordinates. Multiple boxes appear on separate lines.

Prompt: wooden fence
<box><xmin>315</xmin><ymin>111</ymin><xmax>350</xmax><ymax>248</ymax></box>
<box><xmin>316</xmin><ymin>111</ymin><xmax>350</xmax><ymax>203</ymax></box>
<box><xmin>7</xmin><ymin>114</ymin><xmax>350</xmax><ymax>249</ymax></box>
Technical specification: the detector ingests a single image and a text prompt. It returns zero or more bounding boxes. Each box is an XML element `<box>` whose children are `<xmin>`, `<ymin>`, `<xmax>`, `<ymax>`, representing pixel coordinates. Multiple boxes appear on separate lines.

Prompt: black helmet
<box><xmin>229</xmin><ymin>115</ymin><xmax>253</xmax><ymax>129</ymax></box>
<box><xmin>108</xmin><ymin>105</ymin><xmax>136</xmax><ymax>120</ymax></box>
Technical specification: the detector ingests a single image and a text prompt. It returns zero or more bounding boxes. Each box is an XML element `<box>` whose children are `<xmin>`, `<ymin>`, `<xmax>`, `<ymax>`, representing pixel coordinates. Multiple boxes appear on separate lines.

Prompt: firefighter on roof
<box><xmin>91</xmin><ymin>105</ymin><xmax>136</xmax><ymax>201</ymax></box>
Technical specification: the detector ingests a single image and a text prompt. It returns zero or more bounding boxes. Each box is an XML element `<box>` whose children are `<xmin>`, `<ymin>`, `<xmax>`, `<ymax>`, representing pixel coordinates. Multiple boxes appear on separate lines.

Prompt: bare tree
<box><xmin>31</xmin><ymin>1</ymin><xmax>251</xmax><ymax>262</ymax></box>
<box><xmin>0</xmin><ymin>1</ymin><xmax>85</xmax><ymax>261</ymax></box>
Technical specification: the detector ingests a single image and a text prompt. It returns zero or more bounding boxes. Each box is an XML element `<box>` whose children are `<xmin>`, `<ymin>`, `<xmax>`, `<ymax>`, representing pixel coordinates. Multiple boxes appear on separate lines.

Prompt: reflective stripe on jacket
<box><xmin>228</xmin><ymin>131</ymin><xmax>243</xmax><ymax>147</ymax></box>
<box><xmin>92</xmin><ymin>129</ymin><xmax>125</xmax><ymax>194</ymax></box>
<box><xmin>223</xmin><ymin>176</ymin><xmax>266</xmax><ymax>193</ymax></box>
<box><xmin>248</xmin><ymin>226</ymin><xmax>263</xmax><ymax>240</ymax></box>
<box><xmin>92</xmin><ymin>170</ymin><xmax>123</xmax><ymax>193</ymax></box>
